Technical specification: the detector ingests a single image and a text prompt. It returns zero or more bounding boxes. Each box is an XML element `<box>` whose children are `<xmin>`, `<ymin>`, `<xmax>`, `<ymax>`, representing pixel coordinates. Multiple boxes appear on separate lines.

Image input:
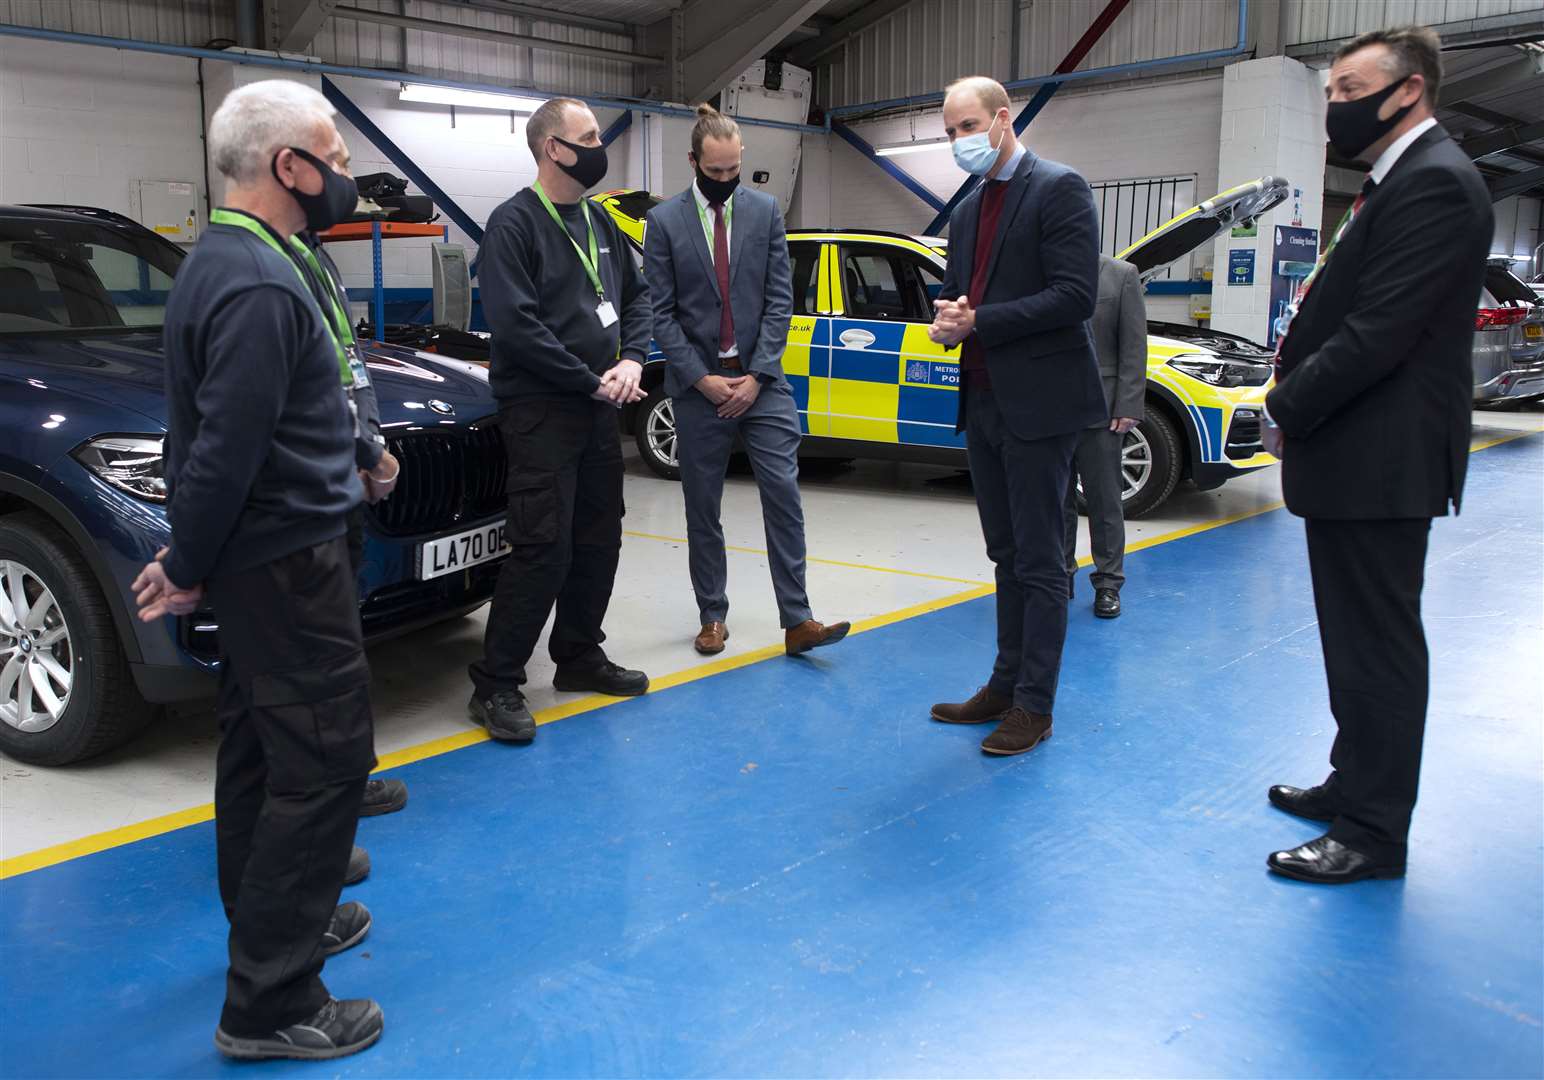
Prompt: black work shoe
<box><xmin>343</xmin><ymin>845</ymin><xmax>369</xmax><ymax>887</ymax></box>
<box><xmin>359</xmin><ymin>778</ymin><xmax>408</xmax><ymax>817</ymax></box>
<box><xmin>215</xmin><ymin>998</ymin><xmax>384</xmax><ymax>1061</ymax></box>
<box><xmin>1094</xmin><ymin>588</ymin><xmax>1121</xmax><ymax>619</ymax></box>
<box><xmin>1268</xmin><ymin>783</ymin><xmax>1342</xmax><ymax>823</ymax></box>
<box><xmin>981</xmin><ymin>707</ymin><xmax>1053</xmax><ymax>756</ymax></box>
<box><xmin>553</xmin><ymin>661</ymin><xmax>649</xmax><ymax>697</ymax></box>
<box><xmin>321</xmin><ymin>901</ymin><xmax>372</xmax><ymax>956</ymax></box>
<box><xmin>1267</xmin><ymin>834</ymin><xmax>1405</xmax><ymax>884</ymax></box>
<box><xmin>468</xmin><ymin>691</ymin><xmax>536</xmax><ymax>743</ymax></box>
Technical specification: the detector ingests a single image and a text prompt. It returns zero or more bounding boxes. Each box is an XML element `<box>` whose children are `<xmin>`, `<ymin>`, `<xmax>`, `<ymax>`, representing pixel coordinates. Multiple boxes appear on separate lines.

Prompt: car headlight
<box><xmin>1166</xmin><ymin>353</ymin><xmax>1271</xmax><ymax>388</ymax></box>
<box><xmin>71</xmin><ymin>435</ymin><xmax>167</xmax><ymax>502</ymax></box>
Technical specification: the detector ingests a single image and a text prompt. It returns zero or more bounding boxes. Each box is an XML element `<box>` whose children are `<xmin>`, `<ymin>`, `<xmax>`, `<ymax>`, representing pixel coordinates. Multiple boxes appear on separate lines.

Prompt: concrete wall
<box><xmin>0</xmin><ymin>37</ymin><xmax>209</xmax><ymax>228</ymax></box>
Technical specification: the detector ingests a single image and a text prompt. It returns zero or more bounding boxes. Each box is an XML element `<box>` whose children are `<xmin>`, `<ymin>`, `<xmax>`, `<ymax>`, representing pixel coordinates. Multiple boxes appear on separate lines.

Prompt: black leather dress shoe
<box><xmin>1268</xmin><ymin>783</ymin><xmax>1341</xmax><ymax>822</ymax></box>
<box><xmin>1267</xmin><ymin>834</ymin><xmax>1405</xmax><ymax>884</ymax></box>
<box><xmin>1093</xmin><ymin>588</ymin><xmax>1121</xmax><ymax>619</ymax></box>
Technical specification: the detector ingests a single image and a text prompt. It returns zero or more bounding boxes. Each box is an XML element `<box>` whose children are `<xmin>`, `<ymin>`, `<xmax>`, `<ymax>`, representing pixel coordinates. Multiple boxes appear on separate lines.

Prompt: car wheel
<box><xmin>1120</xmin><ymin>405</ymin><xmax>1182</xmax><ymax>520</ymax></box>
<box><xmin>0</xmin><ymin>512</ymin><xmax>153</xmax><ymax>765</ymax></box>
<box><xmin>634</xmin><ymin>395</ymin><xmax>682</xmax><ymax>480</ymax></box>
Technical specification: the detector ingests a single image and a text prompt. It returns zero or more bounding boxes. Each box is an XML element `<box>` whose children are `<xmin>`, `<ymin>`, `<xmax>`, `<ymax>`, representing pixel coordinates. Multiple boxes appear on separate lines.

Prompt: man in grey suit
<box><xmin>643</xmin><ymin>104</ymin><xmax>849</xmax><ymax>658</ymax></box>
<box><xmin>1063</xmin><ymin>254</ymin><xmax>1146</xmax><ymax>619</ymax></box>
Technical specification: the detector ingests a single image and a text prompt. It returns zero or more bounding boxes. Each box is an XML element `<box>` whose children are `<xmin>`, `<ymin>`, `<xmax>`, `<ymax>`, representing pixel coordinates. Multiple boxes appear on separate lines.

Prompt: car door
<box><xmin>828</xmin><ymin>241</ymin><xmax>931</xmax><ymax>444</ymax></box>
<box><xmin>783</xmin><ymin>238</ymin><xmax>833</xmax><ymax>437</ymax></box>
<box><xmin>891</xmin><ymin>251</ymin><xmax>966</xmax><ymax>449</ymax></box>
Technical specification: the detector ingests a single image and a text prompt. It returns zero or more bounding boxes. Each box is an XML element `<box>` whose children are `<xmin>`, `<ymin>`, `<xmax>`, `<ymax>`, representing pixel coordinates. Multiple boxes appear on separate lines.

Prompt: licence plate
<box><xmin>419</xmin><ymin>522</ymin><xmax>509</xmax><ymax>580</ymax></box>
<box><xmin>1525</xmin><ymin>324</ymin><xmax>1542</xmax><ymax>342</ymax></box>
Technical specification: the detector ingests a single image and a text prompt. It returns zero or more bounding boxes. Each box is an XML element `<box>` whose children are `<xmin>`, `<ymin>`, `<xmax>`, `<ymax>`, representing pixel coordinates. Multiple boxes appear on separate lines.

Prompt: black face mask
<box><xmin>1326</xmin><ymin>75</ymin><xmax>1415</xmax><ymax>161</ymax></box>
<box><xmin>692</xmin><ymin>163</ymin><xmax>741</xmax><ymax>206</ymax></box>
<box><xmin>550</xmin><ymin>136</ymin><xmax>609</xmax><ymax>190</ymax></box>
<box><xmin>272</xmin><ymin>146</ymin><xmax>359</xmax><ymax>232</ymax></box>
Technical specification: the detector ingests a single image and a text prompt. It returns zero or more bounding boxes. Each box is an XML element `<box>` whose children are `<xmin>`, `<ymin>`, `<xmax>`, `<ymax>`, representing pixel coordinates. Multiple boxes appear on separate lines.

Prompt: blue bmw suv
<box><xmin>0</xmin><ymin>204</ymin><xmax>509</xmax><ymax>765</ymax></box>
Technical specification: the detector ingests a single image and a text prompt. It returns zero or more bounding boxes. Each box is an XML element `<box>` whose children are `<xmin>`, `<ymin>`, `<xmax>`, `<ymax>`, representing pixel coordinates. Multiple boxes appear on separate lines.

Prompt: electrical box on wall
<box><xmin>131</xmin><ymin>180</ymin><xmax>200</xmax><ymax>244</ymax></box>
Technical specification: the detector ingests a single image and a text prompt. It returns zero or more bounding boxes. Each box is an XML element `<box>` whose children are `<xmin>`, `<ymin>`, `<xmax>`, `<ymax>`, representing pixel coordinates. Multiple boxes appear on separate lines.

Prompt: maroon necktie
<box><xmin>713</xmin><ymin>202</ymin><xmax>735</xmax><ymax>354</ymax></box>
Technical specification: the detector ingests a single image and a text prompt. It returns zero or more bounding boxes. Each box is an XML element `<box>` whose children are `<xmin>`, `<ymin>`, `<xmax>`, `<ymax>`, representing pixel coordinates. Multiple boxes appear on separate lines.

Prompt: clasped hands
<box><xmin>928</xmin><ymin>294</ymin><xmax>976</xmax><ymax>347</ymax></box>
<box><xmin>697</xmin><ymin>372</ymin><xmax>761</xmax><ymax>419</ymax></box>
<box><xmin>593</xmin><ymin>358</ymin><xmax>648</xmax><ymax>408</ymax></box>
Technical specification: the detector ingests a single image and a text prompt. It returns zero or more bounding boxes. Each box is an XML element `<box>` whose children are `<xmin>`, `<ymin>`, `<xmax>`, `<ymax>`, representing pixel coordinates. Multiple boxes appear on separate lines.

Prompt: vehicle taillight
<box><xmin>1475</xmin><ymin>307</ymin><xmax>1530</xmax><ymax>330</ymax></box>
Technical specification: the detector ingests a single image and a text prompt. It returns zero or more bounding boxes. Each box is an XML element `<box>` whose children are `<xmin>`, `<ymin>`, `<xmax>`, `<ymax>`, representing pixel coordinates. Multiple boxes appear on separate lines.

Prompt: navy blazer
<box><xmin>940</xmin><ymin>150</ymin><xmax>1107</xmax><ymax>440</ymax></box>
<box><xmin>1265</xmin><ymin>124</ymin><xmax>1493</xmax><ymax>520</ymax></box>
<box><xmin>643</xmin><ymin>186</ymin><xmax>795</xmax><ymax>400</ymax></box>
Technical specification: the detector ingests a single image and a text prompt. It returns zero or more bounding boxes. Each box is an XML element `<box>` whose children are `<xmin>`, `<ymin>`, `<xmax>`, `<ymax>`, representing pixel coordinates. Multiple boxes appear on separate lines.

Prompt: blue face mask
<box><xmin>952</xmin><ymin>114</ymin><xmax>1006</xmax><ymax>176</ymax></box>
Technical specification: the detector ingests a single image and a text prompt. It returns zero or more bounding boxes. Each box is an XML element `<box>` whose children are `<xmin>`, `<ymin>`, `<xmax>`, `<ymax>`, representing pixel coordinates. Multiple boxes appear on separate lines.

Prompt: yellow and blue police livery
<box><xmin>599</xmin><ymin>176</ymin><xmax>1289</xmax><ymax>519</ymax></box>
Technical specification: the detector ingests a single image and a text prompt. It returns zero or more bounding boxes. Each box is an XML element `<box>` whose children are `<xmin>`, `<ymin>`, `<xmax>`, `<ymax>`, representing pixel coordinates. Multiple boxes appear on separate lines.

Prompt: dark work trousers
<box><xmin>965</xmin><ymin>384</ymin><xmax>1078</xmax><ymax>715</ymax></box>
<box><xmin>345</xmin><ymin>504</ymin><xmax>365</xmax><ymax>579</ymax></box>
<box><xmin>1305</xmin><ymin>516</ymin><xmax>1432</xmax><ymax>863</ymax></box>
<box><xmin>673</xmin><ymin>376</ymin><xmax>813</xmax><ymax>629</ymax></box>
<box><xmin>208</xmin><ymin>536</ymin><xmax>376</xmax><ymax>1037</ymax></box>
<box><xmin>1062</xmin><ymin>424</ymin><xmax>1127</xmax><ymax>592</ymax></box>
<box><xmin>470</xmin><ymin>395</ymin><xmax>624</xmax><ymax>697</ymax></box>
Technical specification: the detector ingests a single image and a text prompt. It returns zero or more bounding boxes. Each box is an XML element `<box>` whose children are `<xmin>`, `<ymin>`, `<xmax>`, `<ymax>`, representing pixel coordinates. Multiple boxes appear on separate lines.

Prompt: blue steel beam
<box><xmin>600</xmin><ymin>110</ymin><xmax>633</xmax><ymax>148</ymax></box>
<box><xmin>322</xmin><ymin>77</ymin><xmax>484</xmax><ymax>245</ymax></box>
<box><xmin>830</xmin><ymin>121</ymin><xmax>947</xmax><ymax>216</ymax></box>
<box><xmin>0</xmin><ymin>23</ymin><xmax>825</xmax><ymax>135</ymax></box>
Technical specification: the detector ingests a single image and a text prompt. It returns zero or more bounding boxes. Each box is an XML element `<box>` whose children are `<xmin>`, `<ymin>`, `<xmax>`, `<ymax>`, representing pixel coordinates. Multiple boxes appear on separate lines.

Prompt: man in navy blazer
<box><xmin>928</xmin><ymin>76</ymin><xmax>1106</xmax><ymax>756</ymax></box>
<box><xmin>643</xmin><ymin>105</ymin><xmax>849</xmax><ymax>659</ymax></box>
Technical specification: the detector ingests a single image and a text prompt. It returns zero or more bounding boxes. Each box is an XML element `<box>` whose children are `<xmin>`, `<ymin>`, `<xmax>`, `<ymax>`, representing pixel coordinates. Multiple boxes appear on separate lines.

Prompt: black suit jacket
<box><xmin>941</xmin><ymin>151</ymin><xmax>1107</xmax><ymax>440</ymax></box>
<box><xmin>1266</xmin><ymin>125</ymin><xmax>1493</xmax><ymax>519</ymax></box>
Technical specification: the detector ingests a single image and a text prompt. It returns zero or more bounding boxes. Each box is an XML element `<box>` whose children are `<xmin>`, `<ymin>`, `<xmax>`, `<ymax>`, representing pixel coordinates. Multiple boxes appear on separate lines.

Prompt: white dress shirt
<box><xmin>1368</xmin><ymin>116</ymin><xmax>1438</xmax><ymax>185</ymax></box>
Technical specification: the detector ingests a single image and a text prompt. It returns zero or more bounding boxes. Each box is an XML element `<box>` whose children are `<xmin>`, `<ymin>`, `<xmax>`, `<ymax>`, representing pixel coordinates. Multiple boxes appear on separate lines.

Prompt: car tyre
<box><xmin>1120</xmin><ymin>405</ymin><xmax>1183</xmax><ymax>520</ymax></box>
<box><xmin>634</xmin><ymin>395</ymin><xmax>682</xmax><ymax>481</ymax></box>
<box><xmin>0</xmin><ymin>512</ymin><xmax>153</xmax><ymax>765</ymax></box>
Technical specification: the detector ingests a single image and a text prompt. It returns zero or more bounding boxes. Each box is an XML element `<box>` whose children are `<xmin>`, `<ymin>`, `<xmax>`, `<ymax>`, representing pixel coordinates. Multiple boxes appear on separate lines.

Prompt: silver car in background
<box><xmin>1474</xmin><ymin>265</ymin><xmax>1544</xmax><ymax>404</ymax></box>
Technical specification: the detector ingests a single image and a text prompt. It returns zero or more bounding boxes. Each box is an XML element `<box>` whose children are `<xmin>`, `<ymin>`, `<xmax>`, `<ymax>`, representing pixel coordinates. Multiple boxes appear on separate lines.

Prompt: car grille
<box><xmin>371</xmin><ymin>425</ymin><xmax>507</xmax><ymax>537</ymax></box>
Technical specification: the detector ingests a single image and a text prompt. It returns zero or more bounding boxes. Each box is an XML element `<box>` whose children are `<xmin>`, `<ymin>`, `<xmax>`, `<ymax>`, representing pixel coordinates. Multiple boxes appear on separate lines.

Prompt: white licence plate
<box><xmin>419</xmin><ymin>522</ymin><xmax>510</xmax><ymax>580</ymax></box>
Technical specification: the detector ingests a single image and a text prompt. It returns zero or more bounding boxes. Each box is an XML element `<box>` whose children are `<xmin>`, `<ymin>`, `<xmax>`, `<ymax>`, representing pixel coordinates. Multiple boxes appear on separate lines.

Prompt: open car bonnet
<box><xmin>1117</xmin><ymin>176</ymin><xmax>1290</xmax><ymax>281</ymax></box>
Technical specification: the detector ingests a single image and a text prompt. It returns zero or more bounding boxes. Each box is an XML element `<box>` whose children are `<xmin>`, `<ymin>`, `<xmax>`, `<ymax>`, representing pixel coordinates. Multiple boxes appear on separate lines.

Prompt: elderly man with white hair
<box><xmin>132</xmin><ymin>79</ymin><xmax>384</xmax><ymax>1061</ymax></box>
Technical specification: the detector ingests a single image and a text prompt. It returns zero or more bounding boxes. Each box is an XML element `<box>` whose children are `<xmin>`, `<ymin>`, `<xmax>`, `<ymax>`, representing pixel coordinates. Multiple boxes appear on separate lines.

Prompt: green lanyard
<box><xmin>695</xmin><ymin>192</ymin><xmax>733</xmax><ymax>253</ymax></box>
<box><xmin>209</xmin><ymin>208</ymin><xmax>354</xmax><ymax>387</ymax></box>
<box><xmin>534</xmin><ymin>182</ymin><xmax>605</xmax><ymax>301</ymax></box>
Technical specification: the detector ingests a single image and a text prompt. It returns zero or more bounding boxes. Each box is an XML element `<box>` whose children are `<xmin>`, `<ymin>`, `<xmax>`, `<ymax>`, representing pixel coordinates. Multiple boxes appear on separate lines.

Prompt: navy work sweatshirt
<box><xmin>478</xmin><ymin>187</ymin><xmax>651</xmax><ymax>402</ymax></box>
<box><xmin>160</xmin><ymin>212</ymin><xmax>362</xmax><ymax>589</ymax></box>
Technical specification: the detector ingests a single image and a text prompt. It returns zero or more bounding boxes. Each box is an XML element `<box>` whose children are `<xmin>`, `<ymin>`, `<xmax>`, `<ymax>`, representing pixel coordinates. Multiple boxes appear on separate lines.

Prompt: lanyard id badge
<box><xmin>534</xmin><ymin>181</ymin><xmax>611</xmax><ymax>326</ymax></box>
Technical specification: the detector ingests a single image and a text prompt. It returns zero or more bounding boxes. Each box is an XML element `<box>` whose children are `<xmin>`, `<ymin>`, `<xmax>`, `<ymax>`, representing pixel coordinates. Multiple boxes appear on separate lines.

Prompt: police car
<box><xmin>595</xmin><ymin>176</ymin><xmax>1288</xmax><ymax>519</ymax></box>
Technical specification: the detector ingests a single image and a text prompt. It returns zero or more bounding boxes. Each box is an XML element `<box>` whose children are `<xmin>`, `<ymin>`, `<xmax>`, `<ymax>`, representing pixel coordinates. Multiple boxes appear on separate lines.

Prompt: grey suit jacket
<box><xmin>1089</xmin><ymin>254</ymin><xmax>1147</xmax><ymax>425</ymax></box>
<box><xmin>642</xmin><ymin>186</ymin><xmax>794</xmax><ymax>399</ymax></box>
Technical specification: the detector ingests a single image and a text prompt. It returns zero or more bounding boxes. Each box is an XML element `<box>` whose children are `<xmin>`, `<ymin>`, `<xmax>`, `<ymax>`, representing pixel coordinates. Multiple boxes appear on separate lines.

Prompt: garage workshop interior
<box><xmin>2</xmin><ymin>0</ymin><xmax>1543</xmax><ymax>1075</ymax></box>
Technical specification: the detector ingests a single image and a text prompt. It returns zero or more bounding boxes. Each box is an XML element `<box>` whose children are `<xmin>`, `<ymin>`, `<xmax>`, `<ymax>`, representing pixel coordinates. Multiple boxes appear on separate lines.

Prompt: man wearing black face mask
<box><xmin>1259</xmin><ymin>27</ymin><xmax>1493</xmax><ymax>885</ymax></box>
<box><xmin>468</xmin><ymin>97</ymin><xmax>652</xmax><ymax>742</ymax></box>
<box><xmin>642</xmin><ymin>104</ymin><xmax>849</xmax><ymax>658</ymax></box>
<box><xmin>137</xmin><ymin>80</ymin><xmax>384</xmax><ymax>1059</ymax></box>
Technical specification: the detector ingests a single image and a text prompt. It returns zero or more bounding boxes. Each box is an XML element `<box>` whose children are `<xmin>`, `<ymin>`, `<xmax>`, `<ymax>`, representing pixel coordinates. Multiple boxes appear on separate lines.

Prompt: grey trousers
<box><xmin>673</xmin><ymin>377</ymin><xmax>813</xmax><ymax>630</ymax></box>
<box><xmin>1063</xmin><ymin>424</ymin><xmax>1127</xmax><ymax>592</ymax></box>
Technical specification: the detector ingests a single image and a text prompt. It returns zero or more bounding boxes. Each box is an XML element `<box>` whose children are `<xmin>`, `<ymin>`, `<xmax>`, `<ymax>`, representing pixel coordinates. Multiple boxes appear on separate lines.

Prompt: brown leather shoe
<box><xmin>694</xmin><ymin>622</ymin><xmax>729</xmax><ymax>655</ymax></box>
<box><xmin>785</xmin><ymin>619</ymin><xmax>851</xmax><ymax>656</ymax></box>
<box><xmin>981</xmin><ymin>707</ymin><xmax>1053</xmax><ymax>756</ymax></box>
<box><xmin>931</xmin><ymin>686</ymin><xmax>1012</xmax><ymax>725</ymax></box>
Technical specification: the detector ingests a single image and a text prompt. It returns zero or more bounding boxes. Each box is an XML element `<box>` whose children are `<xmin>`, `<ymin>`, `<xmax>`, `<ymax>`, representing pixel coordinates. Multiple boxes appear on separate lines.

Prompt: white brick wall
<box><xmin>0</xmin><ymin>39</ymin><xmax>209</xmax><ymax>225</ymax></box>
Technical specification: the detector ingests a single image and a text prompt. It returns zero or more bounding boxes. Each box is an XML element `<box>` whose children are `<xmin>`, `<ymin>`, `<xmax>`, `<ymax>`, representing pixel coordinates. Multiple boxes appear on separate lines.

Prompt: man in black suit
<box><xmin>1261</xmin><ymin>26</ymin><xmax>1493</xmax><ymax>884</ymax></box>
<box><xmin>928</xmin><ymin>76</ymin><xmax>1106</xmax><ymax>756</ymax></box>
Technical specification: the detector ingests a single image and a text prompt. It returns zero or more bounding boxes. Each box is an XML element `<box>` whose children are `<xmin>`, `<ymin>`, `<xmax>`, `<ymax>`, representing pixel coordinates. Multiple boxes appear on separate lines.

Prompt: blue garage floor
<box><xmin>3</xmin><ymin>437</ymin><xmax>1542</xmax><ymax>1079</ymax></box>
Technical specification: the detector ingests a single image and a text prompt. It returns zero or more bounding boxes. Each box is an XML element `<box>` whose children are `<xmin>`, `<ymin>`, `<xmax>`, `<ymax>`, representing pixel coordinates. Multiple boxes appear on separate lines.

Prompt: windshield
<box><xmin>0</xmin><ymin>218</ymin><xmax>183</xmax><ymax>335</ymax></box>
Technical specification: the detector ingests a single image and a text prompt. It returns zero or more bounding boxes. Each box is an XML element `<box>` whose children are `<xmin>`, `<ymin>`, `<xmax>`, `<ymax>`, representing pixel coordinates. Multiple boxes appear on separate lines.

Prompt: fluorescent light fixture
<box><xmin>399</xmin><ymin>83</ymin><xmax>547</xmax><ymax>113</ymax></box>
<box><xmin>874</xmin><ymin>137</ymin><xmax>950</xmax><ymax>157</ymax></box>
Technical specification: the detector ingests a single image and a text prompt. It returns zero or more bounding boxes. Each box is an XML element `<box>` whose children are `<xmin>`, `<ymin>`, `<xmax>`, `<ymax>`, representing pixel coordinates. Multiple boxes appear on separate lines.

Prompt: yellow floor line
<box><xmin>6</xmin><ymin>428</ymin><xmax>1540</xmax><ymax>881</ymax></box>
<box><xmin>623</xmin><ymin>529</ymin><xmax>990</xmax><ymax>586</ymax></box>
